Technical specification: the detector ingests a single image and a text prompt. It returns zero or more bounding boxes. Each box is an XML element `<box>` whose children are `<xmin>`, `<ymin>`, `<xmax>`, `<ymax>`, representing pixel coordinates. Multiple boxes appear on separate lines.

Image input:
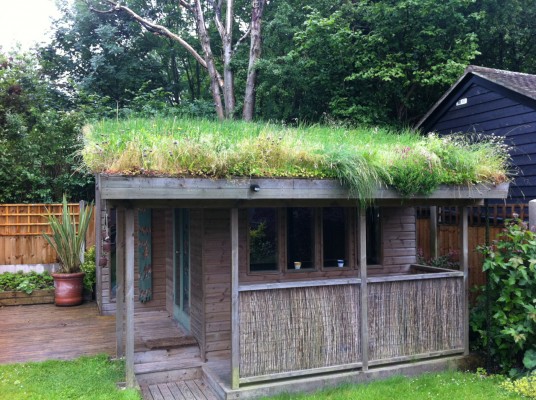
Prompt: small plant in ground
<box><xmin>501</xmin><ymin>371</ymin><xmax>536</xmax><ymax>399</ymax></box>
<box><xmin>0</xmin><ymin>271</ymin><xmax>54</xmax><ymax>294</ymax></box>
<box><xmin>81</xmin><ymin>246</ymin><xmax>96</xmax><ymax>292</ymax></box>
<box><xmin>471</xmin><ymin>218</ymin><xmax>536</xmax><ymax>373</ymax></box>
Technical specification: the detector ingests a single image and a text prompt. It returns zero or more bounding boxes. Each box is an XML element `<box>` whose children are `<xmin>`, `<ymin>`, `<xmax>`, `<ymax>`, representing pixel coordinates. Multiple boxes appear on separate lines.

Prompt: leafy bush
<box><xmin>501</xmin><ymin>371</ymin><xmax>536</xmax><ymax>399</ymax></box>
<box><xmin>471</xmin><ymin>218</ymin><xmax>536</xmax><ymax>373</ymax></box>
<box><xmin>0</xmin><ymin>271</ymin><xmax>54</xmax><ymax>294</ymax></box>
<box><xmin>80</xmin><ymin>246</ymin><xmax>96</xmax><ymax>292</ymax></box>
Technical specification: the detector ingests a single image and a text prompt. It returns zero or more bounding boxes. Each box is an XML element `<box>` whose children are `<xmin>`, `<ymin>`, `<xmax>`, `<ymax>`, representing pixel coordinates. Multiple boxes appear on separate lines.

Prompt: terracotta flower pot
<box><xmin>52</xmin><ymin>272</ymin><xmax>85</xmax><ymax>306</ymax></box>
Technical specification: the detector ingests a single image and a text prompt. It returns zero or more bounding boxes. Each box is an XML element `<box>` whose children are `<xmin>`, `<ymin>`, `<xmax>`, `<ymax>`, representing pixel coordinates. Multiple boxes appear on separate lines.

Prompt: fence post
<box><xmin>79</xmin><ymin>201</ymin><xmax>85</xmax><ymax>264</ymax></box>
<box><xmin>529</xmin><ymin>200</ymin><xmax>536</xmax><ymax>231</ymax></box>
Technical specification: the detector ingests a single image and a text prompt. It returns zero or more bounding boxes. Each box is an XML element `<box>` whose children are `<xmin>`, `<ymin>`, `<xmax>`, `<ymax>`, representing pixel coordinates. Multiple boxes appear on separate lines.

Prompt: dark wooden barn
<box><xmin>417</xmin><ymin>65</ymin><xmax>536</xmax><ymax>202</ymax></box>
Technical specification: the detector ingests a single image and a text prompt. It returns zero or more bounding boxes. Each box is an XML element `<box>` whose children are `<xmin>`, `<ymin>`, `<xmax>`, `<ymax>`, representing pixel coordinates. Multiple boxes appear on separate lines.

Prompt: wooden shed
<box><xmin>94</xmin><ymin>174</ymin><xmax>508</xmax><ymax>399</ymax></box>
<box><xmin>417</xmin><ymin>65</ymin><xmax>536</xmax><ymax>202</ymax></box>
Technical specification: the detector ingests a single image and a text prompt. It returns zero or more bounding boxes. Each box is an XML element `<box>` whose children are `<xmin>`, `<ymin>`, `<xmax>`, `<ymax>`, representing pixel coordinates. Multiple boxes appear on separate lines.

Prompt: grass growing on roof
<box><xmin>82</xmin><ymin>117</ymin><xmax>509</xmax><ymax>199</ymax></box>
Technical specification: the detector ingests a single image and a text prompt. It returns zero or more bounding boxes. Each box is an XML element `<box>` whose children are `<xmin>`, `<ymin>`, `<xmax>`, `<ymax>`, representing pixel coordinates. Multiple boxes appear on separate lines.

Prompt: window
<box><xmin>322</xmin><ymin>207</ymin><xmax>348</xmax><ymax>268</ymax></box>
<box><xmin>249</xmin><ymin>208</ymin><xmax>278</xmax><ymax>272</ymax></box>
<box><xmin>366</xmin><ymin>207</ymin><xmax>381</xmax><ymax>265</ymax></box>
<box><xmin>287</xmin><ymin>207</ymin><xmax>315</xmax><ymax>270</ymax></box>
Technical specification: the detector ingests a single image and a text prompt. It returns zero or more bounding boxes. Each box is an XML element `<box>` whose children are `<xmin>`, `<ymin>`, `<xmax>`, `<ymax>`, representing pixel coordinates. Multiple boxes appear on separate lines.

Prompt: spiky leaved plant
<box><xmin>42</xmin><ymin>195</ymin><xmax>94</xmax><ymax>274</ymax></box>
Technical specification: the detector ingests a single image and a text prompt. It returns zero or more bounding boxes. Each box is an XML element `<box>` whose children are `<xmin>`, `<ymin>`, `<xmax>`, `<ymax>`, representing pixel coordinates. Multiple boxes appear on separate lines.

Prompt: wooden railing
<box><xmin>0</xmin><ymin>203</ymin><xmax>95</xmax><ymax>265</ymax></box>
<box><xmin>238</xmin><ymin>280</ymin><xmax>362</xmax><ymax>382</ymax></box>
<box><xmin>237</xmin><ymin>270</ymin><xmax>463</xmax><ymax>383</ymax></box>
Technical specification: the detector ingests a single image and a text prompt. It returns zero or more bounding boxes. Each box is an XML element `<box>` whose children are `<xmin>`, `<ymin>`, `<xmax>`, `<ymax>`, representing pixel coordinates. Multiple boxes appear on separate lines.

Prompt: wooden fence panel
<box><xmin>417</xmin><ymin>205</ymin><xmax>514</xmax><ymax>290</ymax></box>
<box><xmin>0</xmin><ymin>203</ymin><xmax>96</xmax><ymax>266</ymax></box>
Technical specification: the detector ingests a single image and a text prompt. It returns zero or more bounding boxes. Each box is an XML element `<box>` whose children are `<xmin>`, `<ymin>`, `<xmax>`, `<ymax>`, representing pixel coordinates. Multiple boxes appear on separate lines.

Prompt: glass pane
<box><xmin>287</xmin><ymin>208</ymin><xmax>314</xmax><ymax>270</ymax></box>
<box><xmin>366</xmin><ymin>207</ymin><xmax>381</xmax><ymax>265</ymax></box>
<box><xmin>323</xmin><ymin>207</ymin><xmax>347</xmax><ymax>267</ymax></box>
<box><xmin>249</xmin><ymin>208</ymin><xmax>278</xmax><ymax>272</ymax></box>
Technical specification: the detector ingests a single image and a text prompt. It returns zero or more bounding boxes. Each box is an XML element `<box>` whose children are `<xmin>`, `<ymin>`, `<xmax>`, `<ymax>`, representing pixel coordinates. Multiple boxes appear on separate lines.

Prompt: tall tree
<box><xmin>87</xmin><ymin>0</ymin><xmax>267</xmax><ymax>120</ymax></box>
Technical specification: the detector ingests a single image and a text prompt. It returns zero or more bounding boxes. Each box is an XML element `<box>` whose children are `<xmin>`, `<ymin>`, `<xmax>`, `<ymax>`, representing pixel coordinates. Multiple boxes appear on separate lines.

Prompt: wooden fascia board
<box><xmin>98</xmin><ymin>175</ymin><xmax>509</xmax><ymax>202</ymax></box>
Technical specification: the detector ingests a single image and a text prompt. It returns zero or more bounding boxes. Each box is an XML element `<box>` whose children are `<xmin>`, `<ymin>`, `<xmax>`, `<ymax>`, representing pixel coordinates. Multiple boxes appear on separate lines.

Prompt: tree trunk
<box><xmin>243</xmin><ymin>0</ymin><xmax>266</xmax><ymax>121</ymax></box>
<box><xmin>222</xmin><ymin>0</ymin><xmax>235</xmax><ymax>118</ymax></box>
<box><xmin>194</xmin><ymin>0</ymin><xmax>225</xmax><ymax>120</ymax></box>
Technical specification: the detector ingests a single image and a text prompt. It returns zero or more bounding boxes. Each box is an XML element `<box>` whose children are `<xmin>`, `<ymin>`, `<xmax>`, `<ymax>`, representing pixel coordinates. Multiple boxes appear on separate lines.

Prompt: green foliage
<box><xmin>42</xmin><ymin>195</ymin><xmax>94</xmax><ymax>274</ymax></box>
<box><xmin>0</xmin><ymin>50</ymin><xmax>94</xmax><ymax>203</ymax></box>
<box><xmin>0</xmin><ymin>354</ymin><xmax>140</xmax><ymax>400</ymax></box>
<box><xmin>264</xmin><ymin>371</ymin><xmax>522</xmax><ymax>399</ymax></box>
<box><xmin>471</xmin><ymin>219</ymin><xmax>536</xmax><ymax>372</ymax></box>
<box><xmin>0</xmin><ymin>271</ymin><xmax>54</xmax><ymax>294</ymax></box>
<box><xmin>81</xmin><ymin>246</ymin><xmax>97</xmax><ymax>292</ymax></box>
<box><xmin>501</xmin><ymin>371</ymin><xmax>536</xmax><ymax>399</ymax></box>
<box><xmin>82</xmin><ymin>117</ymin><xmax>509</xmax><ymax>202</ymax></box>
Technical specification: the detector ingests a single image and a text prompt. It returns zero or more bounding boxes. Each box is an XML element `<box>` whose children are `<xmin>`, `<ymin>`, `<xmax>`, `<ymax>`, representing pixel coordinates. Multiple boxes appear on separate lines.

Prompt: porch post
<box><xmin>231</xmin><ymin>207</ymin><xmax>240</xmax><ymax>389</ymax></box>
<box><xmin>116</xmin><ymin>208</ymin><xmax>125</xmax><ymax>359</ymax></box>
<box><xmin>358</xmin><ymin>208</ymin><xmax>368</xmax><ymax>371</ymax></box>
<box><xmin>125</xmin><ymin>208</ymin><xmax>136</xmax><ymax>388</ymax></box>
<box><xmin>230</xmin><ymin>208</ymin><xmax>240</xmax><ymax>389</ymax></box>
<box><xmin>429</xmin><ymin>206</ymin><xmax>438</xmax><ymax>259</ymax></box>
<box><xmin>459</xmin><ymin>206</ymin><xmax>469</xmax><ymax>356</ymax></box>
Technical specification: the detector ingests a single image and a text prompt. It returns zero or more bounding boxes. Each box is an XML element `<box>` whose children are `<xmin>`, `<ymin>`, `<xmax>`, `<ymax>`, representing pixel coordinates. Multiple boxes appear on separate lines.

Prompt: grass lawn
<box><xmin>0</xmin><ymin>354</ymin><xmax>141</xmax><ymax>400</ymax></box>
<box><xmin>265</xmin><ymin>371</ymin><xmax>524</xmax><ymax>400</ymax></box>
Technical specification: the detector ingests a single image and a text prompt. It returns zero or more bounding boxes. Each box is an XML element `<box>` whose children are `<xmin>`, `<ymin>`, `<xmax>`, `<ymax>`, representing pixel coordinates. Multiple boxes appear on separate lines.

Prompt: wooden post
<box><xmin>429</xmin><ymin>206</ymin><xmax>438</xmax><ymax>259</ymax></box>
<box><xmin>358</xmin><ymin>208</ymin><xmax>368</xmax><ymax>371</ymax></box>
<box><xmin>231</xmin><ymin>208</ymin><xmax>240</xmax><ymax>389</ymax></box>
<box><xmin>529</xmin><ymin>200</ymin><xmax>536</xmax><ymax>231</ymax></box>
<box><xmin>95</xmin><ymin>175</ymin><xmax>103</xmax><ymax>310</ymax></box>
<box><xmin>125</xmin><ymin>208</ymin><xmax>136</xmax><ymax>388</ymax></box>
<box><xmin>116</xmin><ymin>208</ymin><xmax>125</xmax><ymax>359</ymax></box>
<box><xmin>459</xmin><ymin>206</ymin><xmax>469</xmax><ymax>356</ymax></box>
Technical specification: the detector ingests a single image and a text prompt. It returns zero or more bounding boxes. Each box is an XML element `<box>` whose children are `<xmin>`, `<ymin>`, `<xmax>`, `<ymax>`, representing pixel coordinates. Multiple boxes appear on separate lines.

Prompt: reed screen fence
<box><xmin>239</xmin><ymin>284</ymin><xmax>362</xmax><ymax>379</ymax></box>
<box><xmin>368</xmin><ymin>277</ymin><xmax>464</xmax><ymax>362</ymax></box>
<box><xmin>0</xmin><ymin>203</ymin><xmax>95</xmax><ymax>265</ymax></box>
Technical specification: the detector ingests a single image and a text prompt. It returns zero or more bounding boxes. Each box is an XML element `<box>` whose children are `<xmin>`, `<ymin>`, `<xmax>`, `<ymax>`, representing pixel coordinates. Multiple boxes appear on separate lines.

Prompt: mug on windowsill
<box><xmin>294</xmin><ymin>261</ymin><xmax>302</xmax><ymax>270</ymax></box>
<box><xmin>337</xmin><ymin>259</ymin><xmax>344</xmax><ymax>268</ymax></box>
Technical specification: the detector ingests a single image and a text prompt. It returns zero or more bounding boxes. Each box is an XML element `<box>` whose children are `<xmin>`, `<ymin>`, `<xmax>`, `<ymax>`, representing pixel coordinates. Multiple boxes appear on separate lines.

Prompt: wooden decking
<box><xmin>0</xmin><ymin>303</ymin><xmax>221</xmax><ymax>399</ymax></box>
<box><xmin>142</xmin><ymin>380</ymin><xmax>218</xmax><ymax>400</ymax></box>
<box><xmin>0</xmin><ymin>302</ymin><xmax>116</xmax><ymax>364</ymax></box>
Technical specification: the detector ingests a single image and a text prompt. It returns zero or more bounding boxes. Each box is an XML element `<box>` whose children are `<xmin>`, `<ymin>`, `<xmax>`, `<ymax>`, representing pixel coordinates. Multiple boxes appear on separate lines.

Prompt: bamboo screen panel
<box><xmin>239</xmin><ymin>284</ymin><xmax>361</xmax><ymax>378</ymax></box>
<box><xmin>368</xmin><ymin>277</ymin><xmax>463</xmax><ymax>361</ymax></box>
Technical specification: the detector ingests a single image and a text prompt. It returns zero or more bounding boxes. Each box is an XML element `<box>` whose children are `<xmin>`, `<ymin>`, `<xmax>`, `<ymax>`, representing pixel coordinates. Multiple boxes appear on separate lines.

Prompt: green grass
<box><xmin>0</xmin><ymin>354</ymin><xmax>141</xmax><ymax>400</ymax></box>
<box><xmin>264</xmin><ymin>371</ymin><xmax>523</xmax><ymax>400</ymax></box>
<box><xmin>82</xmin><ymin>117</ymin><xmax>509</xmax><ymax>201</ymax></box>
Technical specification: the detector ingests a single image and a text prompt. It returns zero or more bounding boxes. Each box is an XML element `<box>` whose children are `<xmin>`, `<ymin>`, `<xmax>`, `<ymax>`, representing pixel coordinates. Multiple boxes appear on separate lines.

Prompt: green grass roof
<box><xmin>82</xmin><ymin>117</ymin><xmax>509</xmax><ymax>200</ymax></box>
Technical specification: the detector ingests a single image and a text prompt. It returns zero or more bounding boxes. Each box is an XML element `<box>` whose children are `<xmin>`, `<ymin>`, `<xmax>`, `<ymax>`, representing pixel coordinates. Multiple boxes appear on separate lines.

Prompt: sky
<box><xmin>0</xmin><ymin>0</ymin><xmax>62</xmax><ymax>51</ymax></box>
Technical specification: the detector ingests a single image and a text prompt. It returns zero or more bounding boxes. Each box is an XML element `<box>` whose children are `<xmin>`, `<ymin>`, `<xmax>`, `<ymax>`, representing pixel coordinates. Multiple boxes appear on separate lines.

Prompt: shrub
<box><xmin>471</xmin><ymin>218</ymin><xmax>536</xmax><ymax>373</ymax></box>
<box><xmin>80</xmin><ymin>246</ymin><xmax>96</xmax><ymax>292</ymax></box>
<box><xmin>501</xmin><ymin>371</ymin><xmax>536</xmax><ymax>399</ymax></box>
<box><xmin>0</xmin><ymin>271</ymin><xmax>54</xmax><ymax>294</ymax></box>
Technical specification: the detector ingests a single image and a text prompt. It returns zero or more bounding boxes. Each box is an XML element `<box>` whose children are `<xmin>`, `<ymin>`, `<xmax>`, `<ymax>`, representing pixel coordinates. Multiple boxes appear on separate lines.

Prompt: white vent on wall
<box><xmin>456</xmin><ymin>98</ymin><xmax>468</xmax><ymax>106</ymax></box>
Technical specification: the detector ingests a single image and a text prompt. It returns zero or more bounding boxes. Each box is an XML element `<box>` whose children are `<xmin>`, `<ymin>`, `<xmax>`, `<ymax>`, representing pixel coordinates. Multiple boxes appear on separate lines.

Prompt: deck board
<box><xmin>143</xmin><ymin>380</ymin><xmax>217</xmax><ymax>400</ymax></box>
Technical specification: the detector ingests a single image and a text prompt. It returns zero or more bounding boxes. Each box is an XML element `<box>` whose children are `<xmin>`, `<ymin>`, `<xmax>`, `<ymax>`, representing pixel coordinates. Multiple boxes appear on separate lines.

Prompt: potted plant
<box><xmin>42</xmin><ymin>195</ymin><xmax>94</xmax><ymax>306</ymax></box>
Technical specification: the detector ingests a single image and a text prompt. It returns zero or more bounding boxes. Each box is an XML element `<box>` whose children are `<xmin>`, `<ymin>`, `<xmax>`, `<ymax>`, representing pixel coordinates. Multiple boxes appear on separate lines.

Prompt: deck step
<box><xmin>136</xmin><ymin>366</ymin><xmax>203</xmax><ymax>386</ymax></box>
<box><xmin>144</xmin><ymin>336</ymin><xmax>198</xmax><ymax>350</ymax></box>
<box><xmin>142</xmin><ymin>379</ymin><xmax>220</xmax><ymax>400</ymax></box>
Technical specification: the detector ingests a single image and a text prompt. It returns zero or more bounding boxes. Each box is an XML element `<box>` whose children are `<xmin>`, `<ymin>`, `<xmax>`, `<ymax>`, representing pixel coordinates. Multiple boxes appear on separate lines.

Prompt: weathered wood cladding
<box><xmin>368</xmin><ymin>278</ymin><xmax>464</xmax><ymax>363</ymax></box>
<box><xmin>99</xmin><ymin>207</ymin><xmax>167</xmax><ymax>315</ymax></box>
<box><xmin>375</xmin><ymin>207</ymin><xmax>417</xmax><ymax>275</ymax></box>
<box><xmin>239</xmin><ymin>284</ymin><xmax>362</xmax><ymax>379</ymax></box>
<box><xmin>189</xmin><ymin>209</ymin><xmax>205</xmax><ymax>358</ymax></box>
<box><xmin>202</xmin><ymin>209</ymin><xmax>232</xmax><ymax>362</ymax></box>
